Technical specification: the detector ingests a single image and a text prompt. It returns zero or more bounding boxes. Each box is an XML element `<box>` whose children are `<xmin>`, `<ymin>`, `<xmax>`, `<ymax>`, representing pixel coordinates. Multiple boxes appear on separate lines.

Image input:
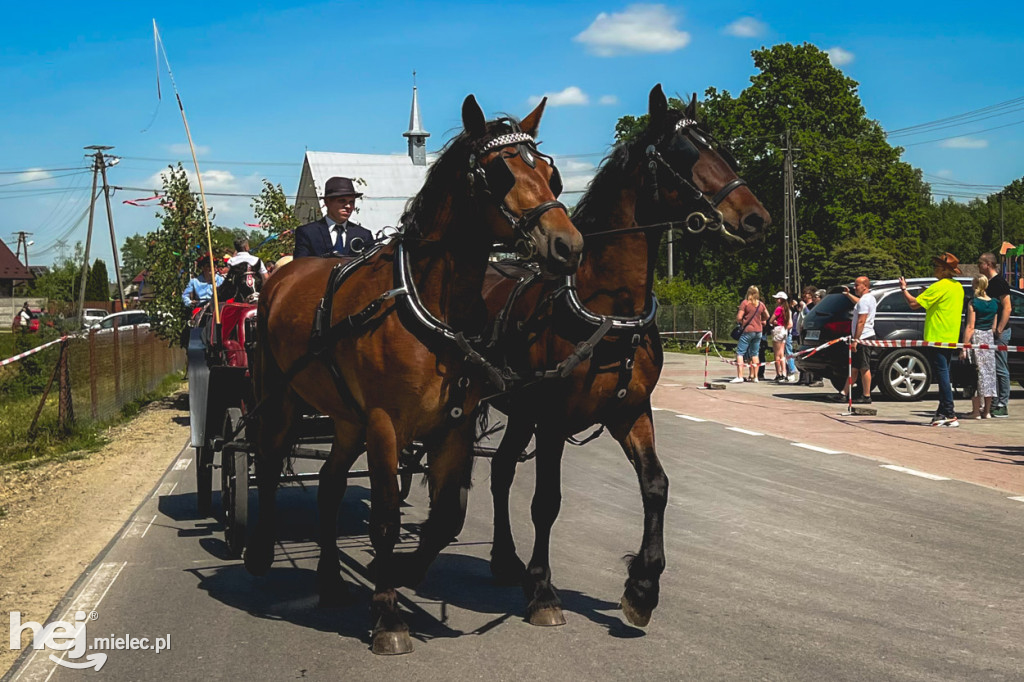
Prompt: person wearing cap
<box><xmin>899</xmin><ymin>253</ymin><xmax>966</xmax><ymax>427</ymax></box>
<box><xmin>769</xmin><ymin>291</ymin><xmax>792</xmax><ymax>382</ymax></box>
<box><xmin>294</xmin><ymin>176</ymin><xmax>373</xmax><ymax>258</ymax></box>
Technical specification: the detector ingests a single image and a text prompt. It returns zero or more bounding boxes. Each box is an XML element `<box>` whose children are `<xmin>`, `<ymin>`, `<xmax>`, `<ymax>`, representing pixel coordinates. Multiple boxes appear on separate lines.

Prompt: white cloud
<box><xmin>574</xmin><ymin>4</ymin><xmax>691</xmax><ymax>57</ymax></box>
<box><xmin>563</xmin><ymin>160</ymin><xmax>596</xmax><ymax>173</ymax></box>
<box><xmin>15</xmin><ymin>168</ymin><xmax>55</xmax><ymax>185</ymax></box>
<box><xmin>528</xmin><ymin>86</ymin><xmax>590</xmax><ymax>107</ymax></box>
<box><xmin>167</xmin><ymin>143</ymin><xmax>210</xmax><ymax>157</ymax></box>
<box><xmin>598</xmin><ymin>94</ymin><xmax>619</xmax><ymax>105</ymax></box>
<box><xmin>825</xmin><ymin>46</ymin><xmax>855</xmax><ymax>66</ymax></box>
<box><xmin>142</xmin><ymin>167</ymin><xmax>265</xmax><ymax>228</ymax></box>
<box><xmin>723</xmin><ymin>17</ymin><xmax>767</xmax><ymax>38</ymax></box>
<box><xmin>939</xmin><ymin>137</ymin><xmax>989</xmax><ymax>149</ymax></box>
<box><xmin>935</xmin><ymin>169</ymin><xmax>955</xmax><ymax>178</ymax></box>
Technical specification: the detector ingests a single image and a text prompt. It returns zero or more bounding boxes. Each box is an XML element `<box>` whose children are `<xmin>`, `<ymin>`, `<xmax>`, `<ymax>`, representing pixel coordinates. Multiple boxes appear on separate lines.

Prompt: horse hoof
<box><xmin>243</xmin><ymin>540</ymin><xmax>274</xmax><ymax>576</ymax></box>
<box><xmin>528</xmin><ymin>607</ymin><xmax>566</xmax><ymax>627</ymax></box>
<box><xmin>371</xmin><ymin>630</ymin><xmax>414</xmax><ymax>656</ymax></box>
<box><xmin>620</xmin><ymin>595</ymin><xmax>652</xmax><ymax>628</ymax></box>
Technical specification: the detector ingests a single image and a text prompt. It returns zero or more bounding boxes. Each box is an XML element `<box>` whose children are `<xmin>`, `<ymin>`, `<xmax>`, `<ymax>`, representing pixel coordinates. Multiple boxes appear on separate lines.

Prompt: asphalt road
<box><xmin>9</xmin><ymin>410</ymin><xmax>1024</xmax><ymax>681</ymax></box>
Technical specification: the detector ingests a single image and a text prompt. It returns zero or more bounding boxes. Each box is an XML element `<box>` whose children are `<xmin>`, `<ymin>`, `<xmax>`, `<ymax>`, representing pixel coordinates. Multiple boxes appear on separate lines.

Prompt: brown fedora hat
<box><xmin>322</xmin><ymin>176</ymin><xmax>363</xmax><ymax>199</ymax></box>
<box><xmin>931</xmin><ymin>252</ymin><xmax>962</xmax><ymax>275</ymax></box>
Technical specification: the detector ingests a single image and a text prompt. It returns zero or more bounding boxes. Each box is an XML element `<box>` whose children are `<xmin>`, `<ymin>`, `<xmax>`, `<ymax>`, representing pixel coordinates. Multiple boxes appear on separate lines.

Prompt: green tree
<box><xmin>120</xmin><ymin>234</ymin><xmax>149</xmax><ymax>282</ymax></box>
<box><xmin>85</xmin><ymin>259</ymin><xmax>109</xmax><ymax>301</ymax></box>
<box><xmin>250</xmin><ymin>180</ymin><xmax>299</xmax><ymax>263</ymax></box>
<box><xmin>818</xmin><ymin>239</ymin><xmax>901</xmax><ymax>286</ymax></box>
<box><xmin>142</xmin><ymin>164</ymin><xmax>216</xmax><ymax>342</ymax></box>
<box><xmin>636</xmin><ymin>43</ymin><xmax>932</xmax><ymax>289</ymax></box>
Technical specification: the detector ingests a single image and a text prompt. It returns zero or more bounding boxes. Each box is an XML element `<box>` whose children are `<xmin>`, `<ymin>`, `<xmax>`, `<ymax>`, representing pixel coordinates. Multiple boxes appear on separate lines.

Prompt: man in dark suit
<box><xmin>293</xmin><ymin>176</ymin><xmax>374</xmax><ymax>258</ymax></box>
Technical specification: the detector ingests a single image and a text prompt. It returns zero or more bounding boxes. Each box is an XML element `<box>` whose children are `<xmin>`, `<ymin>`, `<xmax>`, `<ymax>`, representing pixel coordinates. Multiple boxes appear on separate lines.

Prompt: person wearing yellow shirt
<box><xmin>899</xmin><ymin>252</ymin><xmax>965</xmax><ymax>427</ymax></box>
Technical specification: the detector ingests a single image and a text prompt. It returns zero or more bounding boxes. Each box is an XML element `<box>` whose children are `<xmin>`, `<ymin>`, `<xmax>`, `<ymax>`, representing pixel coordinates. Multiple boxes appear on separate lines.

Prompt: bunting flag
<box><xmin>122</xmin><ymin>194</ymin><xmax>163</xmax><ymax>206</ymax></box>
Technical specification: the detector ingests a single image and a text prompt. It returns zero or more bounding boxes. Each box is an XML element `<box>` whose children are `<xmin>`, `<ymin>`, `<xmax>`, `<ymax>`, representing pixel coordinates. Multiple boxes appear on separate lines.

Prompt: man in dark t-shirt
<box><xmin>979</xmin><ymin>252</ymin><xmax>1011</xmax><ymax>417</ymax></box>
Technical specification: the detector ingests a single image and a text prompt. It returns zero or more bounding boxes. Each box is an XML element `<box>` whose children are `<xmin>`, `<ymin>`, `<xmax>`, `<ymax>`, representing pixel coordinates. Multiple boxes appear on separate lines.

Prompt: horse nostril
<box><xmin>742</xmin><ymin>212</ymin><xmax>765</xmax><ymax>232</ymax></box>
<box><xmin>553</xmin><ymin>236</ymin><xmax>572</xmax><ymax>262</ymax></box>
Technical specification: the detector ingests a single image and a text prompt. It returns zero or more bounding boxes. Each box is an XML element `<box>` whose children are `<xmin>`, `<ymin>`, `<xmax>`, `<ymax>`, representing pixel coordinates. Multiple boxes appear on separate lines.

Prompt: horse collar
<box><xmin>562</xmin><ymin>274</ymin><xmax>659</xmax><ymax>331</ymax></box>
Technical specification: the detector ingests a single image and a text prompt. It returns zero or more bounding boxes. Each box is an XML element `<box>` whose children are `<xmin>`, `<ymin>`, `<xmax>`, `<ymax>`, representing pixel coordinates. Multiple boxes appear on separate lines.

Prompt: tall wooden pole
<box><xmin>77</xmin><ymin>151</ymin><xmax>101</xmax><ymax>326</ymax></box>
<box><xmin>99</xmin><ymin>159</ymin><xmax>127</xmax><ymax>309</ymax></box>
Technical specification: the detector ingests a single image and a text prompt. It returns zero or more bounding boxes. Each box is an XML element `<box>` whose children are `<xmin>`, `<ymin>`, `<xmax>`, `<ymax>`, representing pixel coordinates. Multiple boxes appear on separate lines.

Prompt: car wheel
<box><xmin>879</xmin><ymin>349</ymin><xmax>931</xmax><ymax>401</ymax></box>
<box><xmin>829</xmin><ymin>374</ymin><xmax>847</xmax><ymax>392</ymax></box>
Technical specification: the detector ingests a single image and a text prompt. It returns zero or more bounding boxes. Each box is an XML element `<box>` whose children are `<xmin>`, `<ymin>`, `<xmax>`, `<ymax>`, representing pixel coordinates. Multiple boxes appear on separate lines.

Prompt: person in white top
<box><xmin>227</xmin><ymin>238</ymin><xmax>268</xmax><ymax>275</ymax></box>
<box><xmin>831</xmin><ymin>276</ymin><xmax>877</xmax><ymax>404</ymax></box>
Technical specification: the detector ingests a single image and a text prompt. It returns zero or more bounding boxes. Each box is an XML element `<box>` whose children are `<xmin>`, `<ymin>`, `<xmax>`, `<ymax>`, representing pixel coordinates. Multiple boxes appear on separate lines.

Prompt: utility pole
<box><xmin>13</xmin><ymin>231</ymin><xmax>32</xmax><ymax>267</ymax></box>
<box><xmin>78</xmin><ymin>146</ymin><xmax>124</xmax><ymax>321</ymax></box>
<box><xmin>782</xmin><ymin>128</ymin><xmax>802</xmax><ymax>295</ymax></box>
<box><xmin>77</xmin><ymin>149</ymin><xmax>102</xmax><ymax>326</ymax></box>
<box><xmin>98</xmin><ymin>153</ymin><xmax>126</xmax><ymax>309</ymax></box>
<box><xmin>995</xmin><ymin>189</ymin><xmax>1003</xmax><ymax>245</ymax></box>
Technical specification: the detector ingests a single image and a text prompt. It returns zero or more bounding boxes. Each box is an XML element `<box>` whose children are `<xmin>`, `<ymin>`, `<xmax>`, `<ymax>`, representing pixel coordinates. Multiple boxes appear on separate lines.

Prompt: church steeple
<box><xmin>403</xmin><ymin>71</ymin><xmax>429</xmax><ymax>166</ymax></box>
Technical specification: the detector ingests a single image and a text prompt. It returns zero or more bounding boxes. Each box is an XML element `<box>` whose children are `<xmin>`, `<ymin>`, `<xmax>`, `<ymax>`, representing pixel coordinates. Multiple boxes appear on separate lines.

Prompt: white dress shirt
<box><xmin>326</xmin><ymin>217</ymin><xmax>348</xmax><ymax>250</ymax></box>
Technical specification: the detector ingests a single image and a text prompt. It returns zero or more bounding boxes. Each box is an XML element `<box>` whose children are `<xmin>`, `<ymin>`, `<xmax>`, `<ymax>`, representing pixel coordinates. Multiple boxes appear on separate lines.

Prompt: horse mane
<box><xmin>571</xmin><ymin>109</ymin><xmax>688</xmax><ymax>234</ymax></box>
<box><xmin>400</xmin><ymin>116</ymin><xmax>526</xmax><ymax>241</ymax></box>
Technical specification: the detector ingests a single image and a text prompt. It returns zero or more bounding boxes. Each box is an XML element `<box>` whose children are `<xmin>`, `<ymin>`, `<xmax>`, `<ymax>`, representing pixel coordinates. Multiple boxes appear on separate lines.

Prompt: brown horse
<box><xmin>482</xmin><ymin>85</ymin><xmax>770</xmax><ymax>628</ymax></box>
<box><xmin>244</xmin><ymin>95</ymin><xmax>583</xmax><ymax>655</ymax></box>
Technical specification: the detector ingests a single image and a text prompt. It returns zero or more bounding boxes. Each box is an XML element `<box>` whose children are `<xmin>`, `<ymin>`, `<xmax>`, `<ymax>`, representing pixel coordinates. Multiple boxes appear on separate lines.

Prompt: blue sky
<box><xmin>2</xmin><ymin>1</ymin><xmax>1023</xmax><ymax>270</ymax></box>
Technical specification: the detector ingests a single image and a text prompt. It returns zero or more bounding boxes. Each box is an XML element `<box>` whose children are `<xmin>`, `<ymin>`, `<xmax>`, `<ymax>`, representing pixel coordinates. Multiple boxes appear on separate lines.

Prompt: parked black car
<box><xmin>796</xmin><ymin>277</ymin><xmax>1024</xmax><ymax>401</ymax></box>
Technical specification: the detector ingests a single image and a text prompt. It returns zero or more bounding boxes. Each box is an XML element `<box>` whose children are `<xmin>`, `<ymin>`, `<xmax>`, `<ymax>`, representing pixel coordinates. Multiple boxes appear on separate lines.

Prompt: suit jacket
<box><xmin>293</xmin><ymin>218</ymin><xmax>373</xmax><ymax>258</ymax></box>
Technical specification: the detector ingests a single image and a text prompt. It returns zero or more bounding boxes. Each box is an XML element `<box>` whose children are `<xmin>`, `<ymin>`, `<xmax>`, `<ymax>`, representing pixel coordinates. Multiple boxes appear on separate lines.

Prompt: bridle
<box><xmin>469</xmin><ymin>129</ymin><xmax>568</xmax><ymax>259</ymax></box>
<box><xmin>644</xmin><ymin>118</ymin><xmax>748</xmax><ymax>235</ymax></box>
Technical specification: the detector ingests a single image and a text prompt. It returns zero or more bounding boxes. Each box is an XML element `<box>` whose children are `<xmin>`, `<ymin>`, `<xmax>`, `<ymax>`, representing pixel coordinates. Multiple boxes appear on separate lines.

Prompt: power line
<box><xmin>886</xmin><ymin>94</ymin><xmax>1024</xmax><ymax>135</ymax></box>
<box><xmin>0</xmin><ymin>165</ymin><xmax>91</xmax><ymax>175</ymax></box>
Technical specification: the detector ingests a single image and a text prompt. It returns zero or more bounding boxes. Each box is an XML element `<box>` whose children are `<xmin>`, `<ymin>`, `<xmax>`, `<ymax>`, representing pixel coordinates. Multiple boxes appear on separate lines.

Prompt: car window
<box><xmin>100</xmin><ymin>318</ymin><xmax>114</xmax><ymax>329</ymax></box>
<box><xmin>810</xmin><ymin>293</ymin><xmax>853</xmax><ymax>317</ymax></box>
<box><xmin>876</xmin><ymin>290</ymin><xmax>913</xmax><ymax>313</ymax></box>
<box><xmin>1011</xmin><ymin>291</ymin><xmax>1024</xmax><ymax>317</ymax></box>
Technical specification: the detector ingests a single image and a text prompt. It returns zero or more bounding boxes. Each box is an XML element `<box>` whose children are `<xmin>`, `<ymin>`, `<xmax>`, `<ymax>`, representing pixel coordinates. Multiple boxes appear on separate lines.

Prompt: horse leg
<box><xmin>394</xmin><ymin>421</ymin><xmax>475</xmax><ymax>587</ymax></box>
<box><xmin>316</xmin><ymin>422</ymin><xmax>365</xmax><ymax>608</ymax></box>
<box><xmin>608</xmin><ymin>406</ymin><xmax>668</xmax><ymax>628</ymax></box>
<box><xmin>364</xmin><ymin>408</ymin><xmax>413</xmax><ymax>655</ymax></box>
<box><xmin>522</xmin><ymin>425</ymin><xmax>567</xmax><ymax>626</ymax></box>
<box><xmin>243</xmin><ymin>390</ymin><xmax>299</xmax><ymax>576</ymax></box>
<box><xmin>489</xmin><ymin>416</ymin><xmax>534</xmax><ymax>584</ymax></box>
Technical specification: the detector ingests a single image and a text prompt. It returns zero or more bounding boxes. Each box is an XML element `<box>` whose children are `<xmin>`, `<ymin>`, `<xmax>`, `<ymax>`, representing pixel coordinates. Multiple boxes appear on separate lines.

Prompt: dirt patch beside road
<box><xmin>0</xmin><ymin>388</ymin><xmax>190</xmax><ymax>675</ymax></box>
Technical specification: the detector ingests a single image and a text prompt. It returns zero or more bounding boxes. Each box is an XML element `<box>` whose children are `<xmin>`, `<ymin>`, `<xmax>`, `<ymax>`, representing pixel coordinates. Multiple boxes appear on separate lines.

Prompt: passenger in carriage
<box><xmin>182</xmin><ymin>255</ymin><xmax>224</xmax><ymax>311</ymax></box>
<box><xmin>294</xmin><ymin>176</ymin><xmax>373</xmax><ymax>258</ymax></box>
<box><xmin>218</xmin><ymin>237</ymin><xmax>267</xmax><ymax>303</ymax></box>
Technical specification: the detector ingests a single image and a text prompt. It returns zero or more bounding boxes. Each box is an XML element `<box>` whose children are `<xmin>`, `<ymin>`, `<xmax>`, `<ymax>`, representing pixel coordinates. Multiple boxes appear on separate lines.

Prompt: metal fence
<box><xmin>3</xmin><ymin>327</ymin><xmax>185</xmax><ymax>440</ymax></box>
<box><xmin>656</xmin><ymin>304</ymin><xmax>736</xmax><ymax>342</ymax></box>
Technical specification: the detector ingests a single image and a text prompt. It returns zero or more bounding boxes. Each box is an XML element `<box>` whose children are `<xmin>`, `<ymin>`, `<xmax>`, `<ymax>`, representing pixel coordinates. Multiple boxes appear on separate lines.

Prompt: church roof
<box><xmin>0</xmin><ymin>238</ymin><xmax>33</xmax><ymax>280</ymax></box>
<box><xmin>294</xmin><ymin>151</ymin><xmax>438</xmax><ymax>232</ymax></box>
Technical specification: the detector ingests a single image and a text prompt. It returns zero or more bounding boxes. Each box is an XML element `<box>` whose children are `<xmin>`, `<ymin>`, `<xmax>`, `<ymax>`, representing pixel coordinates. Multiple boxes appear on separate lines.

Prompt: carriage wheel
<box><xmin>221</xmin><ymin>408</ymin><xmax>249</xmax><ymax>558</ymax></box>
<box><xmin>195</xmin><ymin>445</ymin><xmax>214</xmax><ymax>518</ymax></box>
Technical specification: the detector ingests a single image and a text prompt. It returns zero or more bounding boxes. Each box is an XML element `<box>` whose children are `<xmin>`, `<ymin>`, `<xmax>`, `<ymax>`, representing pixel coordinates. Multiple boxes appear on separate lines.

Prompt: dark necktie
<box><xmin>333</xmin><ymin>224</ymin><xmax>345</xmax><ymax>252</ymax></box>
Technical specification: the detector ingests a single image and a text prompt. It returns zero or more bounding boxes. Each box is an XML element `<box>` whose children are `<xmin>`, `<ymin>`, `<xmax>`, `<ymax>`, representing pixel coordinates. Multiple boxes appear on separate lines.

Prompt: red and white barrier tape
<box><xmin>856</xmin><ymin>338</ymin><xmax>1024</xmax><ymax>352</ymax></box>
<box><xmin>0</xmin><ymin>335</ymin><xmax>69</xmax><ymax>367</ymax></box>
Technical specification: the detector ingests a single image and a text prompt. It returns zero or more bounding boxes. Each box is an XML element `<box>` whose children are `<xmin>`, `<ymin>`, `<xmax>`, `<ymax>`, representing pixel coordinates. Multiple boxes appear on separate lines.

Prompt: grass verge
<box><xmin>0</xmin><ymin>371</ymin><xmax>185</xmax><ymax>468</ymax></box>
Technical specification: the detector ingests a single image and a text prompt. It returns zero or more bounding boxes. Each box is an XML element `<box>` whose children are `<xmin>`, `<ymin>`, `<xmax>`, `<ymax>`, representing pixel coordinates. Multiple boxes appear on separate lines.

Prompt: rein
<box><xmin>645</xmin><ymin>144</ymin><xmax>748</xmax><ymax>234</ymax></box>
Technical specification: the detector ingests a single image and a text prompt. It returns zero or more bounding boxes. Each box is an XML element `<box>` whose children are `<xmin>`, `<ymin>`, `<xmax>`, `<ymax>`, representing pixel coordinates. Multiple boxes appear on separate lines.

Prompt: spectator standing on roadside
<box><xmin>830</xmin><ymin>277</ymin><xmax>876</xmax><ymax>404</ymax></box>
<box><xmin>978</xmin><ymin>253</ymin><xmax>1011</xmax><ymax>417</ymax></box>
<box><xmin>796</xmin><ymin>286</ymin><xmax>821</xmax><ymax>385</ymax></box>
<box><xmin>731</xmin><ymin>286</ymin><xmax>769</xmax><ymax>383</ymax></box>
<box><xmin>961</xmin><ymin>274</ymin><xmax>998</xmax><ymax>419</ymax></box>
<box><xmin>899</xmin><ymin>253</ymin><xmax>965</xmax><ymax>427</ymax></box>
<box><xmin>17</xmin><ymin>302</ymin><xmax>31</xmax><ymax>331</ymax></box>
<box><xmin>770</xmin><ymin>292</ymin><xmax>792</xmax><ymax>381</ymax></box>
<box><xmin>786</xmin><ymin>296</ymin><xmax>803</xmax><ymax>382</ymax></box>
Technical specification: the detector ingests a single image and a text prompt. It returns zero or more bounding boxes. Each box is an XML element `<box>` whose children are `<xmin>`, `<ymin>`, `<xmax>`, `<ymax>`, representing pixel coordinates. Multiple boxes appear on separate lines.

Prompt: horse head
<box><xmin>403</xmin><ymin>96</ymin><xmax>583</xmax><ymax>275</ymax></box>
<box><xmin>641</xmin><ymin>84</ymin><xmax>770</xmax><ymax>247</ymax></box>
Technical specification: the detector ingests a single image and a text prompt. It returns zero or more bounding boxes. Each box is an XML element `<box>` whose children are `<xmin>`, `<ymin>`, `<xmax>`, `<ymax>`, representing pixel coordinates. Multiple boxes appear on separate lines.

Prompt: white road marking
<box><xmin>727</xmin><ymin>427</ymin><xmax>763</xmax><ymax>436</ymax></box>
<box><xmin>660</xmin><ymin>382</ymin><xmax>682</xmax><ymax>387</ymax></box>
<box><xmin>1008</xmin><ymin>496</ymin><xmax>1024</xmax><ymax>503</ymax></box>
<box><xmin>173</xmin><ymin>457</ymin><xmax>192</xmax><ymax>471</ymax></box>
<box><xmin>791</xmin><ymin>442</ymin><xmax>842</xmax><ymax>455</ymax></box>
<box><xmin>139</xmin><ymin>514</ymin><xmax>158</xmax><ymax>539</ymax></box>
<box><xmin>880</xmin><ymin>465</ymin><xmax>950</xmax><ymax>481</ymax></box>
<box><xmin>676</xmin><ymin>414</ymin><xmax>707</xmax><ymax>422</ymax></box>
<box><xmin>13</xmin><ymin>562</ymin><xmax>127</xmax><ymax>682</ymax></box>
<box><xmin>651</xmin><ymin>407</ymin><xmax>666</xmax><ymax>411</ymax></box>
<box><xmin>151</xmin><ymin>481</ymin><xmax>178</xmax><ymax>499</ymax></box>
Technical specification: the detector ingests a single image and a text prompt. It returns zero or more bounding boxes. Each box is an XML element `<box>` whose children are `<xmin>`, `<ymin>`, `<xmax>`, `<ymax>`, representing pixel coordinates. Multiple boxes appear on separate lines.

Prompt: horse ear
<box><xmin>649</xmin><ymin>84</ymin><xmax>668</xmax><ymax>125</ymax></box>
<box><xmin>685</xmin><ymin>93</ymin><xmax>698</xmax><ymax>120</ymax></box>
<box><xmin>520</xmin><ymin>97</ymin><xmax>547</xmax><ymax>137</ymax></box>
<box><xmin>462</xmin><ymin>95</ymin><xmax>487</xmax><ymax>138</ymax></box>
